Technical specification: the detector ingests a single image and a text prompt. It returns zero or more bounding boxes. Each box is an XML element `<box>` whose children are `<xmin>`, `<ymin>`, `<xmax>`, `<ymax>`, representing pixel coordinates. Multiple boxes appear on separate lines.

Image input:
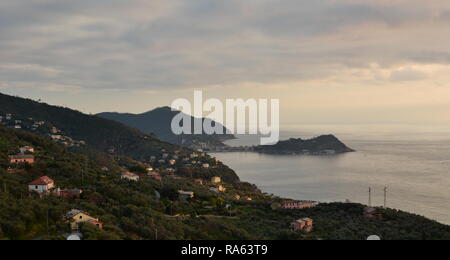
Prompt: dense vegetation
<box><xmin>0</xmin><ymin>93</ymin><xmax>240</xmax><ymax>182</ymax></box>
<box><xmin>1</xmin><ymin>127</ymin><xmax>450</xmax><ymax>240</ymax></box>
<box><xmin>97</xmin><ymin>106</ymin><xmax>235</xmax><ymax>148</ymax></box>
<box><xmin>1</xmin><ymin>92</ymin><xmax>449</xmax><ymax>240</ymax></box>
<box><xmin>0</xmin><ymin>93</ymin><xmax>184</xmax><ymax>160</ymax></box>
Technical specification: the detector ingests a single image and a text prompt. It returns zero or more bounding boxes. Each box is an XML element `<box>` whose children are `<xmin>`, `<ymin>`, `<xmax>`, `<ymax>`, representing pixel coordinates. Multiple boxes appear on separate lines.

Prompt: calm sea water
<box><xmin>210</xmin><ymin>131</ymin><xmax>450</xmax><ymax>225</ymax></box>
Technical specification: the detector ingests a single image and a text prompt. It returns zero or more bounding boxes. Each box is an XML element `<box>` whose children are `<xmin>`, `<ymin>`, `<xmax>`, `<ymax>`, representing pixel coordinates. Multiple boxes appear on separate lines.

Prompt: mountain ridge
<box><xmin>97</xmin><ymin>107</ymin><xmax>235</xmax><ymax>149</ymax></box>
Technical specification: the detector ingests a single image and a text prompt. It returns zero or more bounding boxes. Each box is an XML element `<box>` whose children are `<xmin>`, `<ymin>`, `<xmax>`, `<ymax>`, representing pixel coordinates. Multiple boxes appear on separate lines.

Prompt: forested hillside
<box><xmin>1</xmin><ymin>127</ymin><xmax>450</xmax><ymax>240</ymax></box>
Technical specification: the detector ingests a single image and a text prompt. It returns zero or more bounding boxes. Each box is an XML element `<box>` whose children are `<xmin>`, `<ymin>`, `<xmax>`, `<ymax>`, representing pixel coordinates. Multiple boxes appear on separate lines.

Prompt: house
<box><xmin>146</xmin><ymin>166</ymin><xmax>154</xmax><ymax>172</ymax></box>
<box><xmin>178</xmin><ymin>190</ymin><xmax>194</xmax><ymax>201</ymax></box>
<box><xmin>162</xmin><ymin>153</ymin><xmax>170</xmax><ymax>159</ymax></box>
<box><xmin>121</xmin><ymin>171</ymin><xmax>140</xmax><ymax>181</ymax></box>
<box><xmin>291</xmin><ymin>218</ymin><xmax>314</xmax><ymax>232</ymax></box>
<box><xmin>28</xmin><ymin>176</ymin><xmax>55</xmax><ymax>194</ymax></box>
<box><xmin>234</xmin><ymin>194</ymin><xmax>241</xmax><ymax>200</ymax></box>
<box><xmin>101</xmin><ymin>167</ymin><xmax>109</xmax><ymax>172</ymax></box>
<box><xmin>169</xmin><ymin>159</ymin><xmax>176</xmax><ymax>166</ymax></box>
<box><xmin>217</xmin><ymin>185</ymin><xmax>226</xmax><ymax>192</ymax></box>
<box><xmin>150</xmin><ymin>173</ymin><xmax>162</xmax><ymax>181</ymax></box>
<box><xmin>51</xmin><ymin>127</ymin><xmax>60</xmax><ymax>134</ymax></box>
<box><xmin>211</xmin><ymin>176</ymin><xmax>221</xmax><ymax>184</ymax></box>
<box><xmin>202</xmin><ymin>163</ymin><xmax>210</xmax><ymax>168</ymax></box>
<box><xmin>19</xmin><ymin>146</ymin><xmax>35</xmax><ymax>154</ymax></box>
<box><xmin>281</xmin><ymin>200</ymin><xmax>317</xmax><ymax>210</ymax></box>
<box><xmin>65</xmin><ymin>209</ymin><xmax>103</xmax><ymax>231</ymax></box>
<box><xmin>9</xmin><ymin>154</ymin><xmax>35</xmax><ymax>164</ymax></box>
<box><xmin>194</xmin><ymin>179</ymin><xmax>204</xmax><ymax>185</ymax></box>
<box><xmin>60</xmin><ymin>188</ymin><xmax>83</xmax><ymax>199</ymax></box>
<box><xmin>210</xmin><ymin>187</ymin><xmax>219</xmax><ymax>193</ymax></box>
<box><xmin>50</xmin><ymin>135</ymin><xmax>62</xmax><ymax>140</ymax></box>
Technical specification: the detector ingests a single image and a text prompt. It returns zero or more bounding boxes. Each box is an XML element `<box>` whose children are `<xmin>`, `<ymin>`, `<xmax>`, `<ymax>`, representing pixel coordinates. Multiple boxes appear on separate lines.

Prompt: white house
<box><xmin>178</xmin><ymin>190</ymin><xmax>194</xmax><ymax>201</ymax></box>
<box><xmin>121</xmin><ymin>171</ymin><xmax>140</xmax><ymax>181</ymax></box>
<box><xmin>28</xmin><ymin>176</ymin><xmax>55</xmax><ymax>194</ymax></box>
<box><xmin>202</xmin><ymin>163</ymin><xmax>210</xmax><ymax>168</ymax></box>
<box><xmin>19</xmin><ymin>146</ymin><xmax>35</xmax><ymax>154</ymax></box>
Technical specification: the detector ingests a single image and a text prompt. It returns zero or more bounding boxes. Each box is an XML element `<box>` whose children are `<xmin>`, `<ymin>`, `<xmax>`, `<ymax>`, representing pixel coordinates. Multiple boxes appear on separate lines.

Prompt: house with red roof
<box><xmin>28</xmin><ymin>176</ymin><xmax>55</xmax><ymax>194</ymax></box>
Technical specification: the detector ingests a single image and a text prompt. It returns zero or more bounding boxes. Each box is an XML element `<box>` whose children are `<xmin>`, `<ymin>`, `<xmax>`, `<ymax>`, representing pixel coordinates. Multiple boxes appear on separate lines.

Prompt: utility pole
<box><xmin>384</xmin><ymin>187</ymin><xmax>388</xmax><ymax>208</ymax></box>
<box><xmin>368</xmin><ymin>187</ymin><xmax>372</xmax><ymax>207</ymax></box>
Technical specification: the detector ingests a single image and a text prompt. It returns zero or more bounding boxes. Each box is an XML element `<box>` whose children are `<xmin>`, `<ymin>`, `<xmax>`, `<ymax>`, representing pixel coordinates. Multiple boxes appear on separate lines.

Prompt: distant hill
<box><xmin>0</xmin><ymin>92</ymin><xmax>240</xmax><ymax>182</ymax></box>
<box><xmin>97</xmin><ymin>107</ymin><xmax>235</xmax><ymax>148</ymax></box>
<box><xmin>254</xmin><ymin>135</ymin><xmax>354</xmax><ymax>155</ymax></box>
<box><xmin>0</xmin><ymin>93</ymin><xmax>194</xmax><ymax>159</ymax></box>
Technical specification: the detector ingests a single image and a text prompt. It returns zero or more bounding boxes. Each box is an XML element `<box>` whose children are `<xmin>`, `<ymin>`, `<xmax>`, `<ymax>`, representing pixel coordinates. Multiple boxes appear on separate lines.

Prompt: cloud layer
<box><xmin>1</xmin><ymin>0</ymin><xmax>450</xmax><ymax>126</ymax></box>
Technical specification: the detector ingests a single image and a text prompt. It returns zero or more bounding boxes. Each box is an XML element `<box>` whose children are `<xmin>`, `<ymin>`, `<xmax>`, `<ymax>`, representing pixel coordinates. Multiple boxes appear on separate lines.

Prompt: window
<box><xmin>80</xmin><ymin>216</ymin><xmax>83</xmax><ymax>219</ymax></box>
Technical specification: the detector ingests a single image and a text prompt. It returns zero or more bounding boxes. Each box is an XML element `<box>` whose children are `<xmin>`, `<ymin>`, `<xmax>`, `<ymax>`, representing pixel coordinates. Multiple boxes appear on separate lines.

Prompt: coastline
<box><xmin>210</xmin><ymin>136</ymin><xmax>450</xmax><ymax>226</ymax></box>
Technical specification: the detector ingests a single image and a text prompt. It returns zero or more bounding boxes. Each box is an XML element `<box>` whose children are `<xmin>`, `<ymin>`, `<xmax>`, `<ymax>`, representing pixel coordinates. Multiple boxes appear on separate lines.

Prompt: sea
<box><xmin>210</xmin><ymin>127</ymin><xmax>450</xmax><ymax>225</ymax></box>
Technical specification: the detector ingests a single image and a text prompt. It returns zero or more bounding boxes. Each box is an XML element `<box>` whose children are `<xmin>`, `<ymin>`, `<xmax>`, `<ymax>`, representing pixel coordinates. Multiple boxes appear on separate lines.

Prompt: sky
<box><xmin>2</xmin><ymin>0</ymin><xmax>450</xmax><ymax>132</ymax></box>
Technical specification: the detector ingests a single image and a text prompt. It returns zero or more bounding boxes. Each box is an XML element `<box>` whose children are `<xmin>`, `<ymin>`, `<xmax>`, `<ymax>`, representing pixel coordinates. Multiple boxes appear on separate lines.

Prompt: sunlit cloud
<box><xmin>1</xmin><ymin>0</ymin><xmax>450</xmax><ymax>127</ymax></box>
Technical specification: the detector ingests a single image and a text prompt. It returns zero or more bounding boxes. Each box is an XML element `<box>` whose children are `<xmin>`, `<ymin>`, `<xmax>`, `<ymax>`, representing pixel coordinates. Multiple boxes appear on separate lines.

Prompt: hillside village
<box><xmin>0</xmin><ymin>127</ymin><xmax>324</xmax><ymax>239</ymax></box>
<box><xmin>0</xmin><ymin>113</ymin><xmax>86</xmax><ymax>148</ymax></box>
<box><xmin>1</xmin><ymin>94</ymin><xmax>450</xmax><ymax>240</ymax></box>
<box><xmin>2</xmin><ymin>127</ymin><xmax>450</xmax><ymax>240</ymax></box>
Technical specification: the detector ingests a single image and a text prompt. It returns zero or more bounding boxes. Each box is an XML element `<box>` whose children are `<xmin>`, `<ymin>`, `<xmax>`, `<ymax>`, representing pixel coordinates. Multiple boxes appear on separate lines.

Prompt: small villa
<box><xmin>9</xmin><ymin>154</ymin><xmax>35</xmax><ymax>164</ymax></box>
<box><xmin>217</xmin><ymin>185</ymin><xmax>226</xmax><ymax>192</ymax></box>
<box><xmin>65</xmin><ymin>209</ymin><xmax>103</xmax><ymax>231</ymax></box>
<box><xmin>60</xmin><ymin>188</ymin><xmax>83</xmax><ymax>199</ymax></box>
<box><xmin>19</xmin><ymin>146</ymin><xmax>35</xmax><ymax>154</ymax></box>
<box><xmin>150</xmin><ymin>172</ymin><xmax>162</xmax><ymax>181</ymax></box>
<box><xmin>28</xmin><ymin>176</ymin><xmax>55</xmax><ymax>194</ymax></box>
<box><xmin>291</xmin><ymin>218</ymin><xmax>314</xmax><ymax>232</ymax></box>
<box><xmin>211</xmin><ymin>176</ymin><xmax>221</xmax><ymax>184</ymax></box>
<box><xmin>121</xmin><ymin>171</ymin><xmax>140</xmax><ymax>181</ymax></box>
<box><xmin>194</xmin><ymin>179</ymin><xmax>204</xmax><ymax>185</ymax></box>
<box><xmin>281</xmin><ymin>200</ymin><xmax>317</xmax><ymax>209</ymax></box>
<box><xmin>178</xmin><ymin>190</ymin><xmax>194</xmax><ymax>201</ymax></box>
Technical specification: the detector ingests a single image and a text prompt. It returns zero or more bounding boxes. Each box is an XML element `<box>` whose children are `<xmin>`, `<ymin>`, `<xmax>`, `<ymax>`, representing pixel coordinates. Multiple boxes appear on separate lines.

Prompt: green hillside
<box><xmin>1</xmin><ymin>127</ymin><xmax>450</xmax><ymax>240</ymax></box>
<box><xmin>0</xmin><ymin>93</ymin><xmax>239</xmax><ymax>182</ymax></box>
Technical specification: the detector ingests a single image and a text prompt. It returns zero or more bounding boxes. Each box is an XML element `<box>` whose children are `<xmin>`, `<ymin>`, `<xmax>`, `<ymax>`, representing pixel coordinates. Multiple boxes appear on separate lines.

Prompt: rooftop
<box><xmin>28</xmin><ymin>176</ymin><xmax>54</xmax><ymax>186</ymax></box>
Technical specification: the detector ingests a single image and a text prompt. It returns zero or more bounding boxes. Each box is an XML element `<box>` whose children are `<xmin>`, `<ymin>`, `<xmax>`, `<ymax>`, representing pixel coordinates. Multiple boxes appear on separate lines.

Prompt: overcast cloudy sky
<box><xmin>2</xmin><ymin>0</ymin><xmax>450</xmax><ymax>131</ymax></box>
